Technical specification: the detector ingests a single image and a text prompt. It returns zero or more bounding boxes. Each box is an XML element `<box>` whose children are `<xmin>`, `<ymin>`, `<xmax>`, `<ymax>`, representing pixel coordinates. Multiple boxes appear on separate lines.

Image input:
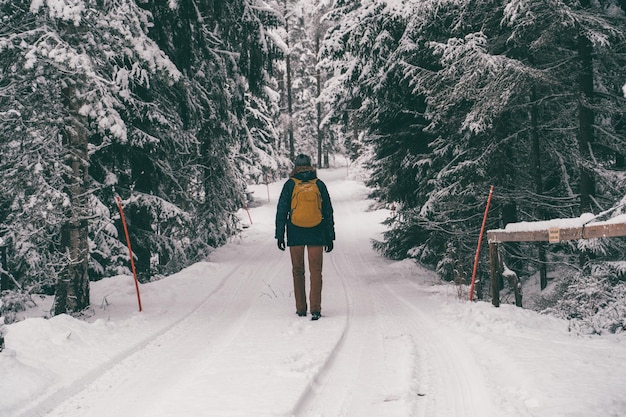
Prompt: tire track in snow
<box><xmin>28</xmin><ymin>240</ymin><xmax>281</xmax><ymax>417</ymax></box>
<box><xmin>290</xmin><ymin>173</ymin><xmax>423</xmax><ymax>417</ymax></box>
<box><xmin>293</xmin><ymin>245</ymin><xmax>498</xmax><ymax>417</ymax></box>
<box><xmin>287</xmin><ymin>166</ymin><xmax>499</xmax><ymax>416</ymax></box>
<box><xmin>288</xmin><ymin>250</ymin><xmax>360</xmax><ymax>417</ymax></box>
<box><xmin>288</xmin><ymin>250</ymin><xmax>353</xmax><ymax>417</ymax></box>
<box><xmin>292</xmin><ymin>246</ymin><xmax>426</xmax><ymax>417</ymax></box>
<box><xmin>381</xmin><ymin>278</ymin><xmax>502</xmax><ymax>417</ymax></box>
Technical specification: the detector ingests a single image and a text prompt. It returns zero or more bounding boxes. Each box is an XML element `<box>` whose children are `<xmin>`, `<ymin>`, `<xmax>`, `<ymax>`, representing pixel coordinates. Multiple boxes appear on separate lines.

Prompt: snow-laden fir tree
<box><xmin>1</xmin><ymin>0</ymin><xmax>182</xmax><ymax>313</ymax></box>
<box><xmin>271</xmin><ymin>0</ymin><xmax>336</xmax><ymax>166</ymax></box>
<box><xmin>0</xmin><ymin>0</ymin><xmax>284</xmax><ymax>315</ymax></box>
<box><xmin>321</xmin><ymin>0</ymin><xmax>626</xmax><ymax>323</ymax></box>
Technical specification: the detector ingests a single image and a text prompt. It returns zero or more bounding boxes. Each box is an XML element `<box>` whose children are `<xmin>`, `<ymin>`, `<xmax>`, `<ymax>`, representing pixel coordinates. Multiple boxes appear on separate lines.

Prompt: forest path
<box><xmin>36</xmin><ymin>167</ymin><xmax>506</xmax><ymax>417</ymax></box>
<box><xmin>290</xmin><ymin>169</ymin><xmax>501</xmax><ymax>417</ymax></box>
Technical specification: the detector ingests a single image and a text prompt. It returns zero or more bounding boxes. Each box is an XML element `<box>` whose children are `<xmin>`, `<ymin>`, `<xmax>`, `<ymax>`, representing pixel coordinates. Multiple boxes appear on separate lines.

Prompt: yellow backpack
<box><xmin>290</xmin><ymin>178</ymin><xmax>323</xmax><ymax>228</ymax></box>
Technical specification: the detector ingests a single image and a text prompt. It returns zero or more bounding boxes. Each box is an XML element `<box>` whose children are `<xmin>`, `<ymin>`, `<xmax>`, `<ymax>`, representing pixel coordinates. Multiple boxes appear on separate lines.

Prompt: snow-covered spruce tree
<box><xmin>1</xmin><ymin>0</ymin><xmax>183</xmax><ymax>313</ymax></box>
<box><xmin>406</xmin><ymin>0</ymin><xmax>624</xmax><ymax>285</ymax></box>
<box><xmin>63</xmin><ymin>1</ymin><xmax>188</xmax><ymax>286</ymax></box>
<box><xmin>320</xmin><ymin>0</ymin><xmax>456</xmax><ymax>272</ymax></box>
<box><xmin>496</xmin><ymin>0</ymin><xmax>626</xmax><ymax>288</ymax></box>
<box><xmin>0</xmin><ymin>2</ymin><xmax>96</xmax><ymax>312</ymax></box>
<box><xmin>273</xmin><ymin>0</ymin><xmax>297</xmax><ymax>159</ymax></box>
<box><xmin>143</xmin><ymin>0</ymin><xmax>283</xmax><ymax>254</ymax></box>
<box><xmin>0</xmin><ymin>2</ymin><xmax>69</xmax><ymax>296</ymax></box>
<box><xmin>1</xmin><ymin>0</ymin><xmax>285</xmax><ymax>315</ymax></box>
<box><xmin>288</xmin><ymin>0</ymin><xmax>317</xmax><ymax>159</ymax></box>
<box><xmin>292</xmin><ymin>0</ymin><xmax>335</xmax><ymax>167</ymax></box>
<box><xmin>501</xmin><ymin>0</ymin><xmax>626</xmax><ymax>216</ymax></box>
<box><xmin>270</xmin><ymin>0</ymin><xmax>334</xmax><ymax>166</ymax></box>
<box><xmin>306</xmin><ymin>1</ymin><xmax>329</xmax><ymax>166</ymax></box>
<box><xmin>390</xmin><ymin>0</ymin><xmax>565</xmax><ymax>283</ymax></box>
<box><xmin>236</xmin><ymin>0</ymin><xmax>284</xmax><ymax>182</ymax></box>
<box><xmin>321</xmin><ymin>0</ymin><xmax>625</xmax><ymax>295</ymax></box>
<box><xmin>105</xmin><ymin>0</ymin><xmax>234</xmax><ymax>277</ymax></box>
<box><xmin>318</xmin><ymin>0</ymin><xmax>377</xmax><ymax>164</ymax></box>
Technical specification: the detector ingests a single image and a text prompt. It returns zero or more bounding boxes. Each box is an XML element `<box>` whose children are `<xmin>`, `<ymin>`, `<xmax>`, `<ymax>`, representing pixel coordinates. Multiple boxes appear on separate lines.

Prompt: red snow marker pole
<box><xmin>469</xmin><ymin>185</ymin><xmax>494</xmax><ymax>302</ymax></box>
<box><xmin>242</xmin><ymin>199</ymin><xmax>253</xmax><ymax>225</ymax></box>
<box><xmin>264</xmin><ymin>173</ymin><xmax>271</xmax><ymax>203</ymax></box>
<box><xmin>115</xmin><ymin>196</ymin><xmax>143</xmax><ymax>312</ymax></box>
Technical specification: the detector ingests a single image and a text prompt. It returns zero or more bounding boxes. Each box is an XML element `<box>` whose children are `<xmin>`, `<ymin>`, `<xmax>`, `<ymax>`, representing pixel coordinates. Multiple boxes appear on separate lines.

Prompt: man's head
<box><xmin>294</xmin><ymin>153</ymin><xmax>312</xmax><ymax>167</ymax></box>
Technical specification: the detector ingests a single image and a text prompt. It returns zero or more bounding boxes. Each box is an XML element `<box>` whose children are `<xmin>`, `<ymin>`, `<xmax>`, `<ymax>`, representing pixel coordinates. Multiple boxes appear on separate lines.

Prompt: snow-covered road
<box><xmin>3</xmin><ymin>166</ymin><xmax>626</xmax><ymax>417</ymax></box>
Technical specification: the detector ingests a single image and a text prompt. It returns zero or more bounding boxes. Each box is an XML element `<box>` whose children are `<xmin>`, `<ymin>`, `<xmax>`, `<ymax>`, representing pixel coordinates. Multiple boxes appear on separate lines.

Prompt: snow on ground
<box><xmin>1</xmin><ymin>164</ymin><xmax>626</xmax><ymax>417</ymax></box>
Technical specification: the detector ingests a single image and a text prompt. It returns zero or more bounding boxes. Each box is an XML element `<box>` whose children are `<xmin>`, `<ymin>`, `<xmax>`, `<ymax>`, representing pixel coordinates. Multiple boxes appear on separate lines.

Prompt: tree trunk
<box><xmin>284</xmin><ymin>0</ymin><xmax>295</xmax><ymax>160</ymax></box>
<box><xmin>577</xmin><ymin>14</ymin><xmax>595</xmax><ymax>214</ymax></box>
<box><xmin>0</xmin><ymin>246</ymin><xmax>8</xmax><ymax>291</ymax></box>
<box><xmin>530</xmin><ymin>85</ymin><xmax>548</xmax><ymax>289</ymax></box>
<box><xmin>315</xmin><ymin>32</ymin><xmax>323</xmax><ymax>168</ymax></box>
<box><xmin>129</xmin><ymin>204</ymin><xmax>152</xmax><ymax>282</ymax></box>
<box><xmin>324</xmin><ymin>148</ymin><xmax>329</xmax><ymax>168</ymax></box>
<box><xmin>54</xmin><ymin>80</ymin><xmax>90</xmax><ymax>315</ymax></box>
<box><xmin>489</xmin><ymin>242</ymin><xmax>501</xmax><ymax>307</ymax></box>
<box><xmin>576</xmin><ymin>1</ymin><xmax>596</xmax><ymax>267</ymax></box>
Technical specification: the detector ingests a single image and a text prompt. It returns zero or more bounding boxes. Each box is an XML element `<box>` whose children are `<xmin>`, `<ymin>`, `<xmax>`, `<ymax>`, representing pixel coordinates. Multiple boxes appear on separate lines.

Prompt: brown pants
<box><xmin>289</xmin><ymin>245</ymin><xmax>323</xmax><ymax>314</ymax></box>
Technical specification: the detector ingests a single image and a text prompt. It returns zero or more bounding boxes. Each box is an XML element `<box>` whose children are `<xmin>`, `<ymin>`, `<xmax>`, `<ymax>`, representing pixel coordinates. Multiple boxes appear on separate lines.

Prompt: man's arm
<box><xmin>275</xmin><ymin>180</ymin><xmax>293</xmax><ymax>240</ymax></box>
<box><xmin>318</xmin><ymin>180</ymin><xmax>335</xmax><ymax>242</ymax></box>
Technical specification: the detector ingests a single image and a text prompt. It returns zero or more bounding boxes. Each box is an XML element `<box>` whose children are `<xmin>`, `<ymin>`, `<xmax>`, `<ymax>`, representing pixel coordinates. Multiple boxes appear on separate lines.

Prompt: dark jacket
<box><xmin>275</xmin><ymin>166</ymin><xmax>335</xmax><ymax>247</ymax></box>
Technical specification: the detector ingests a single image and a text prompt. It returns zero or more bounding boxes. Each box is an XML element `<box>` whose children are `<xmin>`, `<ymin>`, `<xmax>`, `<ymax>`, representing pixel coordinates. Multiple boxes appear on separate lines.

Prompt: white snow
<box><xmin>2</xmin><ymin>168</ymin><xmax>626</xmax><ymax>417</ymax></box>
<box><xmin>29</xmin><ymin>0</ymin><xmax>86</xmax><ymax>26</ymax></box>
<box><xmin>496</xmin><ymin>213</ymin><xmax>597</xmax><ymax>233</ymax></box>
<box><xmin>492</xmin><ymin>212</ymin><xmax>626</xmax><ymax>234</ymax></box>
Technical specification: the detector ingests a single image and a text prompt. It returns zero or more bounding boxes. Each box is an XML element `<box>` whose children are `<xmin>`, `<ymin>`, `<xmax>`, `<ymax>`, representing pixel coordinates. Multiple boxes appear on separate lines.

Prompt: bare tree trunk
<box><xmin>0</xmin><ymin>245</ymin><xmax>8</xmax><ymax>291</ymax></box>
<box><xmin>577</xmin><ymin>7</ymin><xmax>595</xmax><ymax>215</ymax></box>
<box><xmin>576</xmin><ymin>8</ymin><xmax>596</xmax><ymax>267</ymax></box>
<box><xmin>55</xmin><ymin>79</ymin><xmax>90</xmax><ymax>315</ymax></box>
<box><xmin>284</xmin><ymin>0</ymin><xmax>295</xmax><ymax>160</ymax></box>
<box><xmin>315</xmin><ymin>32</ymin><xmax>323</xmax><ymax>167</ymax></box>
<box><xmin>530</xmin><ymin>85</ymin><xmax>548</xmax><ymax>289</ymax></box>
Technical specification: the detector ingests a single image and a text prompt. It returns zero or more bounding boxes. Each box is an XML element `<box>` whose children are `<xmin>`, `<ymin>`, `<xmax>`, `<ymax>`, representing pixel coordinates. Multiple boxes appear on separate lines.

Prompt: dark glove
<box><xmin>325</xmin><ymin>241</ymin><xmax>334</xmax><ymax>253</ymax></box>
<box><xmin>277</xmin><ymin>239</ymin><xmax>286</xmax><ymax>251</ymax></box>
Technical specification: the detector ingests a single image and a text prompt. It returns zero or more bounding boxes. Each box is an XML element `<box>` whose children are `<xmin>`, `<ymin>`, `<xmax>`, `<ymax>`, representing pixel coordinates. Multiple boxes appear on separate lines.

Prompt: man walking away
<box><xmin>275</xmin><ymin>154</ymin><xmax>335</xmax><ymax>320</ymax></box>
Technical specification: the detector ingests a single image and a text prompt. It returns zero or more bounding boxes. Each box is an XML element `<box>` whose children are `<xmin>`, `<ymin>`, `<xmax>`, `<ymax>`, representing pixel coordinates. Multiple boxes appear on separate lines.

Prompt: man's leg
<box><xmin>290</xmin><ymin>246</ymin><xmax>307</xmax><ymax>314</ymax></box>
<box><xmin>308</xmin><ymin>246</ymin><xmax>324</xmax><ymax>314</ymax></box>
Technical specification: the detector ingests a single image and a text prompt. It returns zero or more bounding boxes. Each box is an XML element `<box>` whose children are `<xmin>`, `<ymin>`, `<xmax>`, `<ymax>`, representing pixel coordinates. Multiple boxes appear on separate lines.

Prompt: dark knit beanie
<box><xmin>294</xmin><ymin>154</ymin><xmax>311</xmax><ymax>167</ymax></box>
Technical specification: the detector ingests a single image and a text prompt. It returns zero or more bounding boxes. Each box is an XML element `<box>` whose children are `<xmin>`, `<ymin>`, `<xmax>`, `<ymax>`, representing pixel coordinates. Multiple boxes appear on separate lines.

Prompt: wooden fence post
<box><xmin>490</xmin><ymin>242</ymin><xmax>500</xmax><ymax>307</ymax></box>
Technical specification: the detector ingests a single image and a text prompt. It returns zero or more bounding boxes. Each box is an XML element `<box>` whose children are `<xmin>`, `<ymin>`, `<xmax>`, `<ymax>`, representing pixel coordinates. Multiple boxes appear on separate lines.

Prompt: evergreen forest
<box><xmin>1</xmin><ymin>0</ymin><xmax>625</xmax><ymax>332</ymax></box>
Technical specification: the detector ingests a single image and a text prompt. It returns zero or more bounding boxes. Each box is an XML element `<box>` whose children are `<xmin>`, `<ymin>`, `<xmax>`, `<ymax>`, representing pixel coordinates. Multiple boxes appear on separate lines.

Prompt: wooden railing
<box><xmin>486</xmin><ymin>219</ymin><xmax>626</xmax><ymax>307</ymax></box>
